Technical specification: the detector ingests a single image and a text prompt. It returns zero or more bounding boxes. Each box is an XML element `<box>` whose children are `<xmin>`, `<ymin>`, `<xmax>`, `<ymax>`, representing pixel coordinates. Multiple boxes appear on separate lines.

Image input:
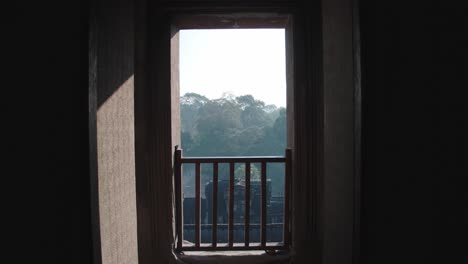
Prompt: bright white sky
<box><xmin>179</xmin><ymin>29</ymin><xmax>286</xmax><ymax>107</ymax></box>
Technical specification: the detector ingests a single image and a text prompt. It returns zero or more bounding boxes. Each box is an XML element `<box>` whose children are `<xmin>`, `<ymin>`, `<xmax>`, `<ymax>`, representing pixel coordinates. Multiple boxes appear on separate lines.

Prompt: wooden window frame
<box><xmin>131</xmin><ymin>1</ymin><xmax>361</xmax><ymax>263</ymax></box>
<box><xmin>170</xmin><ymin>14</ymin><xmax>294</xmax><ymax>253</ymax></box>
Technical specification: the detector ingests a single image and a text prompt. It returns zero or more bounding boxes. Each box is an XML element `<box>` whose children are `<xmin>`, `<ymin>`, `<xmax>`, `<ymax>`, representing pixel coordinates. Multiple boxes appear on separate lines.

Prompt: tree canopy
<box><xmin>181</xmin><ymin>92</ymin><xmax>286</xmax><ymax>196</ymax></box>
<box><xmin>181</xmin><ymin>92</ymin><xmax>285</xmax><ymax>156</ymax></box>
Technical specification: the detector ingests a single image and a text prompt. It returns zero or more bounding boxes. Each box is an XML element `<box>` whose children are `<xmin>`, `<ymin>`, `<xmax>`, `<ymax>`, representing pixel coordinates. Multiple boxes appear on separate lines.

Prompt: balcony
<box><xmin>174</xmin><ymin>148</ymin><xmax>291</xmax><ymax>251</ymax></box>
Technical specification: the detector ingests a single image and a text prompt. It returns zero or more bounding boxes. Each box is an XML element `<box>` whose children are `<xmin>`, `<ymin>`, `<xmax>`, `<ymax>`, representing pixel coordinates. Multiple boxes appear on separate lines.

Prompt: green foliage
<box><xmin>181</xmin><ymin>92</ymin><xmax>285</xmax><ymax>157</ymax></box>
<box><xmin>180</xmin><ymin>92</ymin><xmax>286</xmax><ymax>195</ymax></box>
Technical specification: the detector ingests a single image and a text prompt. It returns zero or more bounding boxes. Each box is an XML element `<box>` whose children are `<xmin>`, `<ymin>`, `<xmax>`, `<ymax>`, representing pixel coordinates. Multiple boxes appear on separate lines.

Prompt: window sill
<box><xmin>175</xmin><ymin>250</ymin><xmax>291</xmax><ymax>264</ymax></box>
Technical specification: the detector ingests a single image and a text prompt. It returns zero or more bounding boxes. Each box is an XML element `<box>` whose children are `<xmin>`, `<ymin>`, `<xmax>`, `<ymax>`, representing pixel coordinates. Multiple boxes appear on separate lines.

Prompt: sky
<box><xmin>179</xmin><ymin>29</ymin><xmax>286</xmax><ymax>107</ymax></box>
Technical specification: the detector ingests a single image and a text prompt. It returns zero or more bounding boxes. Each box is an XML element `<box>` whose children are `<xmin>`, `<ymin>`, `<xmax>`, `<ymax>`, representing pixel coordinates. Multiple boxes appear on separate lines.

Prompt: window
<box><xmin>170</xmin><ymin>14</ymin><xmax>293</xmax><ymax>252</ymax></box>
<box><xmin>124</xmin><ymin>2</ymin><xmax>360</xmax><ymax>263</ymax></box>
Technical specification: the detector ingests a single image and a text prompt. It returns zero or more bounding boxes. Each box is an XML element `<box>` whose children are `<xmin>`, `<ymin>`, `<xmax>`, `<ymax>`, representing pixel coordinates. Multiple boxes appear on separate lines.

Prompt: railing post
<box><xmin>195</xmin><ymin>162</ymin><xmax>201</xmax><ymax>248</ymax></box>
<box><xmin>229</xmin><ymin>162</ymin><xmax>235</xmax><ymax>247</ymax></box>
<box><xmin>245</xmin><ymin>162</ymin><xmax>251</xmax><ymax>246</ymax></box>
<box><xmin>284</xmin><ymin>148</ymin><xmax>292</xmax><ymax>246</ymax></box>
<box><xmin>212</xmin><ymin>162</ymin><xmax>218</xmax><ymax>247</ymax></box>
<box><xmin>174</xmin><ymin>147</ymin><xmax>183</xmax><ymax>250</ymax></box>
<box><xmin>261</xmin><ymin>161</ymin><xmax>267</xmax><ymax>247</ymax></box>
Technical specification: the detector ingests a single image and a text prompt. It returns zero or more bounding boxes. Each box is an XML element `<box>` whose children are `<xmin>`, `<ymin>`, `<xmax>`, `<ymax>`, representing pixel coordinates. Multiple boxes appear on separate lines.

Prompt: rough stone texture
<box><xmin>90</xmin><ymin>1</ymin><xmax>358</xmax><ymax>264</ymax></box>
<box><xmin>94</xmin><ymin>0</ymin><xmax>139</xmax><ymax>263</ymax></box>
<box><xmin>178</xmin><ymin>251</ymin><xmax>291</xmax><ymax>264</ymax></box>
<box><xmin>97</xmin><ymin>77</ymin><xmax>138</xmax><ymax>264</ymax></box>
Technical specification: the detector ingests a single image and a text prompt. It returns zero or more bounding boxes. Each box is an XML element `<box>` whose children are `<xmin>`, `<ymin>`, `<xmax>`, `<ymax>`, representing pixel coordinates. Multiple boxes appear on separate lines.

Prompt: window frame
<box><xmin>132</xmin><ymin>1</ymin><xmax>361</xmax><ymax>263</ymax></box>
<box><xmin>171</xmin><ymin>12</ymin><xmax>294</xmax><ymax>252</ymax></box>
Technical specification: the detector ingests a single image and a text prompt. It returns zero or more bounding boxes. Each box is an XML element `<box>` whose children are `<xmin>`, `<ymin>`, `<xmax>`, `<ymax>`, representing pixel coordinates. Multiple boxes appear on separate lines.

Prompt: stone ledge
<box><xmin>175</xmin><ymin>250</ymin><xmax>291</xmax><ymax>264</ymax></box>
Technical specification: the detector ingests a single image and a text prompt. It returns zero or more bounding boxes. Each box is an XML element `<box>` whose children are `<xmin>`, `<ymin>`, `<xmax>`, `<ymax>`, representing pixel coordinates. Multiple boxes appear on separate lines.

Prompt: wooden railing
<box><xmin>174</xmin><ymin>148</ymin><xmax>291</xmax><ymax>251</ymax></box>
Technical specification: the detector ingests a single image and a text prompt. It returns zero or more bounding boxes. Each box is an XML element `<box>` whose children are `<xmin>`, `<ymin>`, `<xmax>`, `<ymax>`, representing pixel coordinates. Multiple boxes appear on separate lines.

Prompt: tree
<box><xmin>180</xmin><ymin>92</ymin><xmax>287</xmax><ymax>195</ymax></box>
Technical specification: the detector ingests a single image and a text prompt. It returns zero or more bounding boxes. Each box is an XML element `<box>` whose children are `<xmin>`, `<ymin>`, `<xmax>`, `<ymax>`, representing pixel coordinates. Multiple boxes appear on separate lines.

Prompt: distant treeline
<box><xmin>181</xmin><ymin>92</ymin><xmax>286</xmax><ymax>156</ymax></box>
<box><xmin>180</xmin><ymin>93</ymin><xmax>286</xmax><ymax>196</ymax></box>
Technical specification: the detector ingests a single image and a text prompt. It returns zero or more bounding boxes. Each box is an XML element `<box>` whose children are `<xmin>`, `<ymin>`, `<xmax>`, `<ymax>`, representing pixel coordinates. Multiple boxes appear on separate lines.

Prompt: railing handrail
<box><xmin>179</xmin><ymin>155</ymin><xmax>286</xmax><ymax>163</ymax></box>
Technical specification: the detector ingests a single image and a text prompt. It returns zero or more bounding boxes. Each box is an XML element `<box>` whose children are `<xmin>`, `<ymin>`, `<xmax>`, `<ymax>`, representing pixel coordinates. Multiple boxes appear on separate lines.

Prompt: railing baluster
<box><xmin>174</xmin><ymin>148</ymin><xmax>183</xmax><ymax>249</ymax></box>
<box><xmin>261</xmin><ymin>161</ymin><xmax>267</xmax><ymax>247</ymax></box>
<box><xmin>212</xmin><ymin>162</ymin><xmax>218</xmax><ymax>247</ymax></box>
<box><xmin>245</xmin><ymin>162</ymin><xmax>251</xmax><ymax>246</ymax></box>
<box><xmin>284</xmin><ymin>149</ymin><xmax>292</xmax><ymax>246</ymax></box>
<box><xmin>195</xmin><ymin>162</ymin><xmax>201</xmax><ymax>248</ymax></box>
<box><xmin>229</xmin><ymin>162</ymin><xmax>234</xmax><ymax>247</ymax></box>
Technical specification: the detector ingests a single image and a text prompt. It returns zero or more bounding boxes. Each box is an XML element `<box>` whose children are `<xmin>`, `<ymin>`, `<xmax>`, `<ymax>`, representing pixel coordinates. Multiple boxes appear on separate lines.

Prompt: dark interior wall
<box><xmin>4</xmin><ymin>1</ymin><xmax>93</xmax><ymax>263</ymax></box>
<box><xmin>5</xmin><ymin>0</ymin><xmax>465</xmax><ymax>263</ymax></box>
<box><xmin>359</xmin><ymin>1</ymin><xmax>466</xmax><ymax>263</ymax></box>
